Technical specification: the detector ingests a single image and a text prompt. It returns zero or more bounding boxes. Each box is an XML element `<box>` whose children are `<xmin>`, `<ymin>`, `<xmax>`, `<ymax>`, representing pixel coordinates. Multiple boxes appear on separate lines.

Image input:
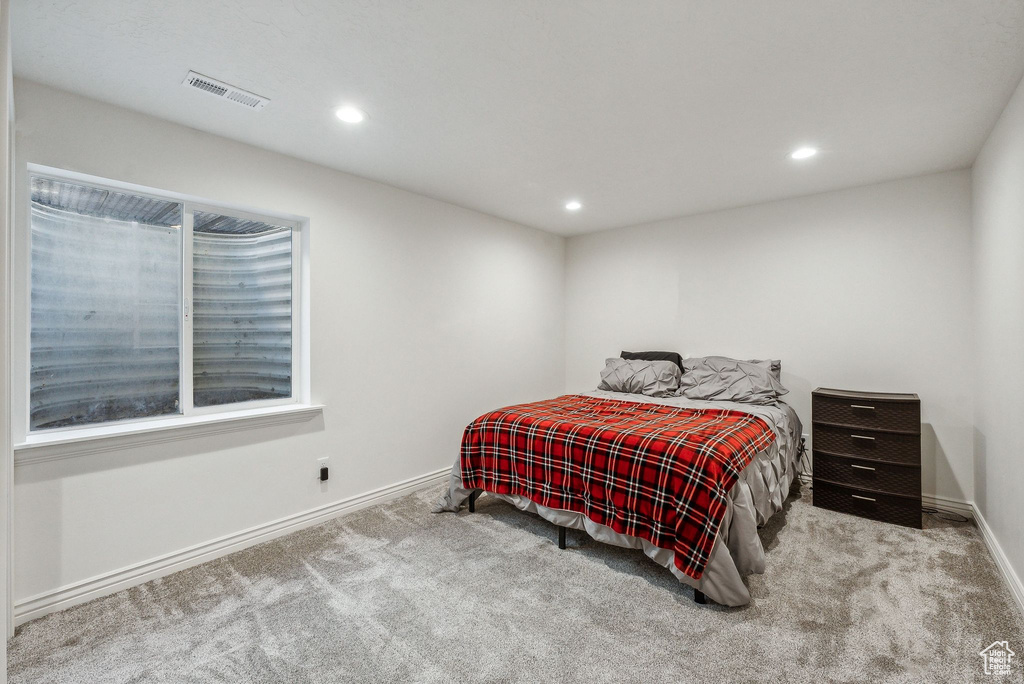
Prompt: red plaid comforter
<box><xmin>460</xmin><ymin>394</ymin><xmax>776</xmax><ymax>579</ymax></box>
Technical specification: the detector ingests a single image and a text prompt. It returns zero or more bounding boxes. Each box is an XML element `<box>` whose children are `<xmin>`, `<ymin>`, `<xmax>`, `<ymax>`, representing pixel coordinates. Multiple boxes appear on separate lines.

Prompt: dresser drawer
<box><xmin>813</xmin><ymin>453</ymin><xmax>920</xmax><ymax>496</ymax></box>
<box><xmin>812</xmin><ymin>394</ymin><xmax>919</xmax><ymax>433</ymax></box>
<box><xmin>812</xmin><ymin>424</ymin><xmax>920</xmax><ymax>465</ymax></box>
<box><xmin>813</xmin><ymin>480</ymin><xmax>921</xmax><ymax>529</ymax></box>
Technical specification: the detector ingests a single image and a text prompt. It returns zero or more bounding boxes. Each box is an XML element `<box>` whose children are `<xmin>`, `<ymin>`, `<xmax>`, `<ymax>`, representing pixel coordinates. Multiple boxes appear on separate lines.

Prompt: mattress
<box><xmin>434</xmin><ymin>390</ymin><xmax>803</xmax><ymax>606</ymax></box>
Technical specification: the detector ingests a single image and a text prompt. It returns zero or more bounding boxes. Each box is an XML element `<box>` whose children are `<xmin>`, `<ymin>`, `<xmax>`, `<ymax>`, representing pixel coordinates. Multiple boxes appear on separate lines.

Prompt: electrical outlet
<box><xmin>317</xmin><ymin>456</ymin><xmax>329</xmax><ymax>483</ymax></box>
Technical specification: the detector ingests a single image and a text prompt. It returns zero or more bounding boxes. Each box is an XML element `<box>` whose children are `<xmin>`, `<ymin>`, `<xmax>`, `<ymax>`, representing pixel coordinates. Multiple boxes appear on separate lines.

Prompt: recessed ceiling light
<box><xmin>335</xmin><ymin>105</ymin><xmax>366</xmax><ymax>124</ymax></box>
<box><xmin>790</xmin><ymin>146</ymin><xmax>818</xmax><ymax>160</ymax></box>
<box><xmin>565</xmin><ymin>200</ymin><xmax>582</xmax><ymax>211</ymax></box>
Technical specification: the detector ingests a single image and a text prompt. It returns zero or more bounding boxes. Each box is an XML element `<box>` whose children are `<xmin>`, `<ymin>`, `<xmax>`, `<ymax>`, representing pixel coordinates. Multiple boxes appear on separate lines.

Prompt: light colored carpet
<box><xmin>7</xmin><ymin>484</ymin><xmax>1023</xmax><ymax>683</ymax></box>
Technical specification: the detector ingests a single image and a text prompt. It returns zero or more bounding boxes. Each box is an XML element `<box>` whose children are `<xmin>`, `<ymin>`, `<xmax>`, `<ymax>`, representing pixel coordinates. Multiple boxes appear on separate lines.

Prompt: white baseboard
<box><xmin>13</xmin><ymin>466</ymin><xmax>451</xmax><ymax>626</ymax></box>
<box><xmin>797</xmin><ymin>477</ymin><xmax>1023</xmax><ymax>617</ymax></box>
<box><xmin>922</xmin><ymin>493</ymin><xmax>975</xmax><ymax>519</ymax></box>
<box><xmin>971</xmin><ymin>503</ymin><xmax>1024</xmax><ymax>620</ymax></box>
<box><xmin>16</xmin><ymin>468</ymin><xmax>1022</xmax><ymax>627</ymax></box>
<box><xmin>917</xmin><ymin>494</ymin><xmax>1024</xmax><ymax>620</ymax></box>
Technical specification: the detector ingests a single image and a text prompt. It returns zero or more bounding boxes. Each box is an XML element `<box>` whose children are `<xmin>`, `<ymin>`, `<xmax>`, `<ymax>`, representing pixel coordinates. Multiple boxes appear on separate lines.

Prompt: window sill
<box><xmin>13</xmin><ymin>404</ymin><xmax>325</xmax><ymax>467</ymax></box>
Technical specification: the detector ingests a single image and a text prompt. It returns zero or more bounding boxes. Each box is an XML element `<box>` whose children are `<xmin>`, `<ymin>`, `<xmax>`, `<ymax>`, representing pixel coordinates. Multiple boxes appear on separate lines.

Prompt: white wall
<box><xmin>2</xmin><ymin>0</ymin><xmax>13</xmax><ymax>673</ymax></box>
<box><xmin>565</xmin><ymin>170</ymin><xmax>974</xmax><ymax>504</ymax></box>
<box><xmin>972</xmin><ymin>73</ymin><xmax>1024</xmax><ymax>600</ymax></box>
<box><xmin>11</xmin><ymin>80</ymin><xmax>565</xmax><ymax>613</ymax></box>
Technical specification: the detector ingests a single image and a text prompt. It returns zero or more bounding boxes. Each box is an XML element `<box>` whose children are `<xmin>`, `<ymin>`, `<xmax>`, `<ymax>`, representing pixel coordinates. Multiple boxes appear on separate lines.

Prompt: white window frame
<box><xmin>12</xmin><ymin>164</ymin><xmax>315</xmax><ymax>455</ymax></box>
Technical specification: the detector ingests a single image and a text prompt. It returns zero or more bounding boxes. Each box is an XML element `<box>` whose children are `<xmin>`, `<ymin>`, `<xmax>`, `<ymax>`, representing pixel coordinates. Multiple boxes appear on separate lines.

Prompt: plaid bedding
<box><xmin>460</xmin><ymin>394</ymin><xmax>776</xmax><ymax>579</ymax></box>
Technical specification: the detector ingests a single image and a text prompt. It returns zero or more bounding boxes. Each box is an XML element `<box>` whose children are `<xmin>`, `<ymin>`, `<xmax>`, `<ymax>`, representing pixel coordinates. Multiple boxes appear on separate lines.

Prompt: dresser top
<box><xmin>813</xmin><ymin>387</ymin><xmax>919</xmax><ymax>402</ymax></box>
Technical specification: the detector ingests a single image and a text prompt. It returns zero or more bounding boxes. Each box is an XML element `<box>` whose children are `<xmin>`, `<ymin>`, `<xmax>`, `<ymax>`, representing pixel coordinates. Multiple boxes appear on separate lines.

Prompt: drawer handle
<box><xmin>850</xmin><ymin>404</ymin><xmax>875</xmax><ymax>410</ymax></box>
<box><xmin>851</xmin><ymin>464</ymin><xmax>876</xmax><ymax>471</ymax></box>
<box><xmin>850</xmin><ymin>435</ymin><xmax>876</xmax><ymax>441</ymax></box>
<box><xmin>851</xmin><ymin>494</ymin><xmax>876</xmax><ymax>502</ymax></box>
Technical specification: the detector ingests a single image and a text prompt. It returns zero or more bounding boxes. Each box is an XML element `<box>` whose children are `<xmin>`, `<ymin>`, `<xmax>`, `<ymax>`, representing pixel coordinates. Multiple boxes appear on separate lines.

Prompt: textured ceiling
<box><xmin>12</xmin><ymin>1</ymin><xmax>1024</xmax><ymax>235</ymax></box>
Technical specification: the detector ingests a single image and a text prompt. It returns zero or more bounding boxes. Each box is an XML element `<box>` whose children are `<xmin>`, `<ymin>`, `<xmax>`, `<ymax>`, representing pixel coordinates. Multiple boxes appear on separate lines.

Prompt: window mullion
<box><xmin>181</xmin><ymin>206</ymin><xmax>195</xmax><ymax>416</ymax></box>
<box><xmin>291</xmin><ymin>227</ymin><xmax>301</xmax><ymax>404</ymax></box>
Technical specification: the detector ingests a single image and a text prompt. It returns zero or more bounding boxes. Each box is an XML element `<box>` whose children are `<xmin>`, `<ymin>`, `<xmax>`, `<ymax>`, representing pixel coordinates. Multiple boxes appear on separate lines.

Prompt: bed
<box><xmin>434</xmin><ymin>380</ymin><xmax>802</xmax><ymax>607</ymax></box>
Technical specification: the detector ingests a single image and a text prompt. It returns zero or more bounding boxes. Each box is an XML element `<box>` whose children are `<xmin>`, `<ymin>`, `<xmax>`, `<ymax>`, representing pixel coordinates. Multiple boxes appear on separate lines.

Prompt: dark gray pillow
<box><xmin>620</xmin><ymin>350</ymin><xmax>685</xmax><ymax>373</ymax></box>
<box><xmin>684</xmin><ymin>355</ymin><xmax>782</xmax><ymax>382</ymax></box>
<box><xmin>598</xmin><ymin>358</ymin><xmax>681</xmax><ymax>398</ymax></box>
<box><xmin>677</xmin><ymin>357</ymin><xmax>788</xmax><ymax>404</ymax></box>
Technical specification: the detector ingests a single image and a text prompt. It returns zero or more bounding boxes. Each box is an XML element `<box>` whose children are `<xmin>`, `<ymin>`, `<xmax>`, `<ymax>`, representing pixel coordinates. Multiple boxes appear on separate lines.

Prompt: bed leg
<box><xmin>693</xmin><ymin>588</ymin><xmax>707</xmax><ymax>604</ymax></box>
<box><xmin>468</xmin><ymin>490</ymin><xmax>481</xmax><ymax>513</ymax></box>
<box><xmin>558</xmin><ymin>525</ymin><xmax>567</xmax><ymax>550</ymax></box>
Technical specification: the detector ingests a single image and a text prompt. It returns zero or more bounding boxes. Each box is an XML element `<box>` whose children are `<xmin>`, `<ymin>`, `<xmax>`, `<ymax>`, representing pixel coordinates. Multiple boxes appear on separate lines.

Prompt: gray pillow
<box><xmin>684</xmin><ymin>355</ymin><xmax>782</xmax><ymax>382</ymax></box>
<box><xmin>598</xmin><ymin>358</ymin><xmax>681</xmax><ymax>398</ymax></box>
<box><xmin>748</xmin><ymin>358</ymin><xmax>782</xmax><ymax>382</ymax></box>
<box><xmin>677</xmin><ymin>356</ymin><xmax>788</xmax><ymax>404</ymax></box>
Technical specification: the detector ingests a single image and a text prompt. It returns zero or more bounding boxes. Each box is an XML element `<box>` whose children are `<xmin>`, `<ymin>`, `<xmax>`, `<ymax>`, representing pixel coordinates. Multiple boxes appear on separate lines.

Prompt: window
<box><xmin>191</xmin><ymin>211</ymin><xmax>292</xmax><ymax>407</ymax></box>
<box><xmin>26</xmin><ymin>169</ymin><xmax>306</xmax><ymax>434</ymax></box>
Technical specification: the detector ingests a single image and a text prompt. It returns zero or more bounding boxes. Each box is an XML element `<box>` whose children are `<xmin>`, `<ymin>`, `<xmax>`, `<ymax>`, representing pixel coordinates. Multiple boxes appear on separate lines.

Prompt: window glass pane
<box><xmin>30</xmin><ymin>176</ymin><xmax>182</xmax><ymax>430</ymax></box>
<box><xmin>192</xmin><ymin>211</ymin><xmax>292</xmax><ymax>407</ymax></box>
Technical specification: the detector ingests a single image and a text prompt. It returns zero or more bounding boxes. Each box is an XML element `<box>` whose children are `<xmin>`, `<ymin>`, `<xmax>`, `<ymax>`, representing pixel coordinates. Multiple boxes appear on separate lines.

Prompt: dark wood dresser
<box><xmin>811</xmin><ymin>388</ymin><xmax>921</xmax><ymax>529</ymax></box>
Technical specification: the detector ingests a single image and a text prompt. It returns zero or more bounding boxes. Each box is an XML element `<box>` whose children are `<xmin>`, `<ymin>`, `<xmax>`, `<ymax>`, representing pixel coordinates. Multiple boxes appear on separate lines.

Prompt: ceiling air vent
<box><xmin>182</xmin><ymin>71</ymin><xmax>269</xmax><ymax>110</ymax></box>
